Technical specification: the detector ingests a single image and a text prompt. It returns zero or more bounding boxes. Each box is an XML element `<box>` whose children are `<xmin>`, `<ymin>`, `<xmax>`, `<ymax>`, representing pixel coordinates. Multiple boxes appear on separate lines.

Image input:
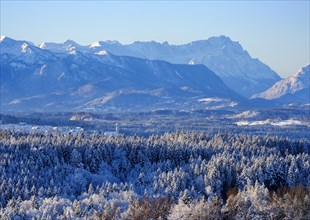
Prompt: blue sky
<box><xmin>1</xmin><ymin>1</ymin><xmax>309</xmax><ymax>77</ymax></box>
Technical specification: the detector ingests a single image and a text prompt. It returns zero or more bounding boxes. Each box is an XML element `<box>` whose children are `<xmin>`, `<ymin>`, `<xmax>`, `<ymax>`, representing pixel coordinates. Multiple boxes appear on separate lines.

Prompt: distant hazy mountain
<box><xmin>38</xmin><ymin>36</ymin><xmax>281</xmax><ymax>97</ymax></box>
<box><xmin>252</xmin><ymin>64</ymin><xmax>309</xmax><ymax>103</ymax></box>
<box><xmin>1</xmin><ymin>36</ymin><xmax>244</xmax><ymax>112</ymax></box>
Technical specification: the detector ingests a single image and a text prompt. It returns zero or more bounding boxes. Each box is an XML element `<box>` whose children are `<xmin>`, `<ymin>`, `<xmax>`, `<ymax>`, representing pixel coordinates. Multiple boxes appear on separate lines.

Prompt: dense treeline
<box><xmin>0</xmin><ymin>130</ymin><xmax>309</xmax><ymax>219</ymax></box>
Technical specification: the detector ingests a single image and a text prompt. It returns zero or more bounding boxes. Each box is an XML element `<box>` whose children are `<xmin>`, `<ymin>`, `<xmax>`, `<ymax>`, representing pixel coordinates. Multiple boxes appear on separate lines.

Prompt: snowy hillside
<box><xmin>252</xmin><ymin>64</ymin><xmax>310</xmax><ymax>102</ymax></box>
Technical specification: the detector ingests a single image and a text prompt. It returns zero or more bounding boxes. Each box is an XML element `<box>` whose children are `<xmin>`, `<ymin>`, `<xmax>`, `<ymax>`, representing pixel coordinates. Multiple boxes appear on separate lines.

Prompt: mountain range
<box><xmin>39</xmin><ymin>36</ymin><xmax>281</xmax><ymax>97</ymax></box>
<box><xmin>1</xmin><ymin>36</ymin><xmax>245</xmax><ymax>112</ymax></box>
<box><xmin>0</xmin><ymin>36</ymin><xmax>308</xmax><ymax>112</ymax></box>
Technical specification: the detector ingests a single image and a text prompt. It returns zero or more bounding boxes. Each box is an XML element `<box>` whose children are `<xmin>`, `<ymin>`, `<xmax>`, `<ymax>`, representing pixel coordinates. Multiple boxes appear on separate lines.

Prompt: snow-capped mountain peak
<box><xmin>251</xmin><ymin>64</ymin><xmax>310</xmax><ymax>101</ymax></box>
<box><xmin>90</xmin><ymin>41</ymin><xmax>102</xmax><ymax>48</ymax></box>
<box><xmin>0</xmin><ymin>35</ymin><xmax>7</xmax><ymax>42</ymax></box>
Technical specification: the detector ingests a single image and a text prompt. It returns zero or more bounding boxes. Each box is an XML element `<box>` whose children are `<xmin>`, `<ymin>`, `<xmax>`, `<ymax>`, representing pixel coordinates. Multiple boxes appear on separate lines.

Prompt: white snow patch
<box><xmin>39</xmin><ymin>64</ymin><xmax>47</xmax><ymax>75</ymax></box>
<box><xmin>68</xmin><ymin>50</ymin><xmax>77</xmax><ymax>55</ymax></box>
<box><xmin>199</xmin><ymin>97</ymin><xmax>238</xmax><ymax>109</ymax></box>
<box><xmin>271</xmin><ymin>119</ymin><xmax>304</xmax><ymax>126</ymax></box>
<box><xmin>199</xmin><ymin>97</ymin><xmax>225</xmax><ymax>103</ymax></box>
<box><xmin>9</xmin><ymin>99</ymin><xmax>22</xmax><ymax>104</ymax></box>
<box><xmin>236</xmin><ymin>119</ymin><xmax>309</xmax><ymax>127</ymax></box>
<box><xmin>236</xmin><ymin>121</ymin><xmax>249</xmax><ymax>126</ymax></box>
<box><xmin>68</xmin><ymin>46</ymin><xmax>76</xmax><ymax>51</ymax></box>
<box><xmin>38</xmin><ymin>42</ymin><xmax>46</xmax><ymax>49</ymax></box>
<box><xmin>229</xmin><ymin>110</ymin><xmax>259</xmax><ymax>119</ymax></box>
<box><xmin>228</xmin><ymin>102</ymin><xmax>238</xmax><ymax>107</ymax></box>
<box><xmin>189</xmin><ymin>58</ymin><xmax>195</xmax><ymax>65</ymax></box>
<box><xmin>175</xmin><ymin>71</ymin><xmax>184</xmax><ymax>79</ymax></box>
<box><xmin>21</xmin><ymin>43</ymin><xmax>30</xmax><ymax>52</ymax></box>
<box><xmin>58</xmin><ymin>72</ymin><xmax>65</xmax><ymax>81</ymax></box>
<box><xmin>95</xmin><ymin>50</ymin><xmax>108</xmax><ymax>55</ymax></box>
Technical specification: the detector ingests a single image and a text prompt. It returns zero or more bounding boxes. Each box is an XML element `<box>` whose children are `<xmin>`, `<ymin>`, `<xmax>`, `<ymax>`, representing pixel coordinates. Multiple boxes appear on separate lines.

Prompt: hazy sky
<box><xmin>1</xmin><ymin>1</ymin><xmax>309</xmax><ymax>77</ymax></box>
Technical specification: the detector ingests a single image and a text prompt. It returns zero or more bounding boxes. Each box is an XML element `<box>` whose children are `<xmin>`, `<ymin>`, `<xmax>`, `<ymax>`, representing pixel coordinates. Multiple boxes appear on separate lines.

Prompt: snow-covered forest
<box><xmin>0</xmin><ymin>130</ymin><xmax>309</xmax><ymax>219</ymax></box>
